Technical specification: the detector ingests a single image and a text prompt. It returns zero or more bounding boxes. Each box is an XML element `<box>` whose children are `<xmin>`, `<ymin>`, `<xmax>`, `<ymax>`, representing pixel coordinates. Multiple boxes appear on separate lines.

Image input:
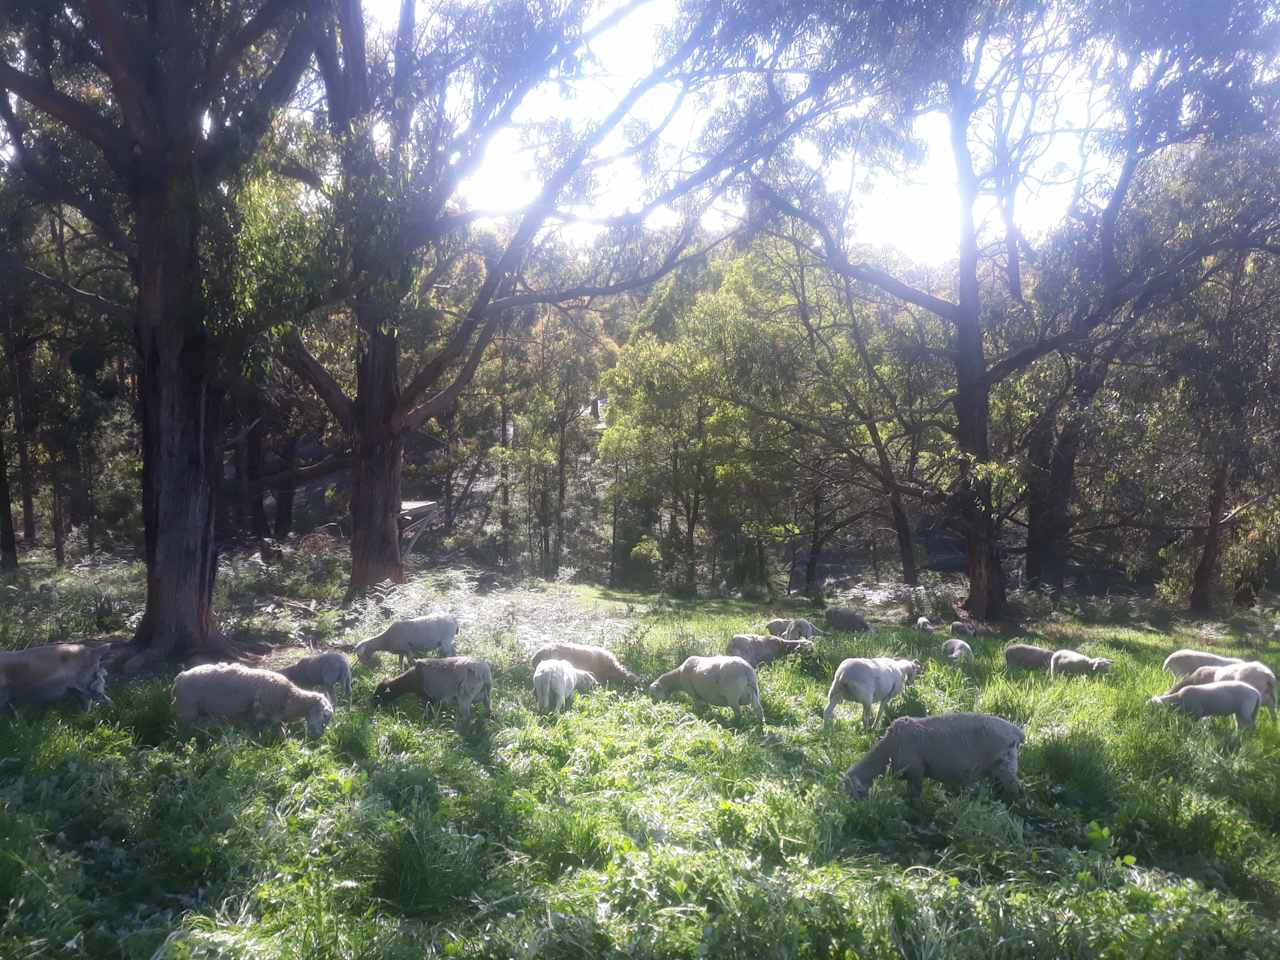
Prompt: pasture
<box><xmin>2</xmin><ymin>552</ymin><xmax>1279</xmax><ymax>959</ymax></box>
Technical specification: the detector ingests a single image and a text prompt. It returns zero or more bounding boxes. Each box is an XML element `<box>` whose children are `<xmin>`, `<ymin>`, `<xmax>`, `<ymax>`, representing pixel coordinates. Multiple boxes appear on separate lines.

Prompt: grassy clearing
<box><xmin>2</xmin><ymin>555</ymin><xmax>1279</xmax><ymax>958</ymax></box>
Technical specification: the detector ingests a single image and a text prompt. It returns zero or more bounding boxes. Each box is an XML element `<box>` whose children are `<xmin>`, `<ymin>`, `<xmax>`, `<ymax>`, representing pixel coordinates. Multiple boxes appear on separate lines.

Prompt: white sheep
<box><xmin>1151</xmin><ymin>680</ymin><xmax>1261</xmax><ymax>730</ymax></box>
<box><xmin>823</xmin><ymin>657</ymin><xmax>923</xmax><ymax>730</ymax></box>
<box><xmin>354</xmin><ymin>614</ymin><xmax>458</xmax><ymax>667</ymax></box>
<box><xmin>1161</xmin><ymin>649</ymin><xmax>1244</xmax><ymax>678</ymax></box>
<box><xmin>1049</xmin><ymin>649</ymin><xmax>1113</xmax><ymax>678</ymax></box>
<box><xmin>766</xmin><ymin>617</ymin><xmax>823</xmax><ymax>639</ymax></box>
<box><xmin>1003</xmin><ymin>643</ymin><xmax>1054</xmax><ymax>671</ymax></box>
<box><xmin>648</xmin><ymin>655</ymin><xmax>764</xmax><ymax>723</ymax></box>
<box><xmin>0</xmin><ymin>643</ymin><xmax>111</xmax><ymax>711</ymax></box>
<box><xmin>1166</xmin><ymin>661</ymin><xmax>1276</xmax><ymax>721</ymax></box>
<box><xmin>842</xmin><ymin>713</ymin><xmax>1024</xmax><ymax>800</ymax></box>
<box><xmin>276</xmin><ymin>651</ymin><xmax>352</xmax><ymax>700</ymax></box>
<box><xmin>942</xmin><ymin>638</ymin><xmax>973</xmax><ymax>662</ymax></box>
<box><xmin>726</xmin><ymin>633</ymin><xmax>813</xmax><ymax>668</ymax></box>
<box><xmin>915</xmin><ymin>617</ymin><xmax>936</xmax><ymax>633</ymax></box>
<box><xmin>532</xmin><ymin>659</ymin><xmax>599</xmax><ymax>713</ymax></box>
<box><xmin>173</xmin><ymin>663</ymin><xmax>333</xmax><ymax>737</ymax></box>
<box><xmin>530</xmin><ymin>642</ymin><xmax>641</xmax><ymax>687</ymax></box>
<box><xmin>372</xmin><ymin>656</ymin><xmax>492</xmax><ymax>729</ymax></box>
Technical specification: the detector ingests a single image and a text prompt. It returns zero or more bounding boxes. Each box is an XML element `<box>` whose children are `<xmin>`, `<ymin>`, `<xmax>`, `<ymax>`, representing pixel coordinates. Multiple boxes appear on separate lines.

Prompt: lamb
<box><xmin>823</xmin><ymin>657</ymin><xmax>923</xmax><ymax>730</ymax></box>
<box><xmin>1165</xmin><ymin>661</ymin><xmax>1276</xmax><ymax>721</ymax></box>
<box><xmin>942</xmin><ymin>638</ymin><xmax>973</xmax><ymax>662</ymax></box>
<box><xmin>950</xmin><ymin>621</ymin><xmax>976</xmax><ymax>638</ymax></box>
<box><xmin>825</xmin><ymin>607</ymin><xmax>871</xmax><ymax>633</ymax></box>
<box><xmin>648</xmin><ymin>655</ymin><xmax>764</xmax><ymax>723</ymax></box>
<box><xmin>276</xmin><ymin>651</ymin><xmax>353</xmax><ymax>700</ymax></box>
<box><xmin>1161</xmin><ymin>649</ymin><xmax>1244</xmax><ymax>679</ymax></box>
<box><xmin>354</xmin><ymin>614</ymin><xmax>459</xmax><ymax>667</ymax></box>
<box><xmin>371</xmin><ymin>656</ymin><xmax>492</xmax><ymax>729</ymax></box>
<box><xmin>532</xmin><ymin>659</ymin><xmax>598</xmax><ymax>713</ymax></box>
<box><xmin>1049</xmin><ymin>649</ymin><xmax>1113</xmax><ymax>678</ymax></box>
<box><xmin>530</xmin><ymin>642</ymin><xmax>642</xmax><ymax>687</ymax></box>
<box><xmin>1151</xmin><ymin>680</ymin><xmax>1261</xmax><ymax>730</ymax></box>
<box><xmin>726</xmin><ymin>633</ymin><xmax>814</xmax><ymax>668</ymax></box>
<box><xmin>173</xmin><ymin>663</ymin><xmax>333</xmax><ymax>737</ymax></box>
<box><xmin>842</xmin><ymin>713</ymin><xmax>1025</xmax><ymax>800</ymax></box>
<box><xmin>0</xmin><ymin>643</ymin><xmax>110</xmax><ymax>711</ymax></box>
<box><xmin>915</xmin><ymin>617</ymin><xmax>936</xmax><ymax>633</ymax></box>
<box><xmin>1003</xmin><ymin>643</ymin><xmax>1055</xmax><ymax>671</ymax></box>
<box><xmin>766</xmin><ymin>618</ymin><xmax>824</xmax><ymax>639</ymax></box>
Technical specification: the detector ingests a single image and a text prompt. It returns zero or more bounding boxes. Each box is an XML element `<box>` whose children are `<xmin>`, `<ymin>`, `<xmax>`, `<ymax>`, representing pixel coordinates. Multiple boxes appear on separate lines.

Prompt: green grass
<box><xmin>2</xmin><ymin>558</ymin><xmax>1279</xmax><ymax>958</ymax></box>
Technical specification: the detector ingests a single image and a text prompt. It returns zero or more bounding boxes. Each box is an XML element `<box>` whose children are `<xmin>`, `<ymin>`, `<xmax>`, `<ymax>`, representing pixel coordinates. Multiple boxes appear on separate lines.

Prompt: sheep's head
<box><xmin>903</xmin><ymin>660</ymin><xmax>924</xmax><ymax>684</ymax></box>
<box><xmin>439</xmin><ymin>637</ymin><xmax>457</xmax><ymax>657</ymax></box>
<box><xmin>371</xmin><ymin>679</ymin><xmax>397</xmax><ymax>705</ymax></box>
<box><xmin>647</xmin><ymin>679</ymin><xmax>668</xmax><ymax>700</ymax></box>
<box><xmin>578</xmin><ymin>671</ymin><xmax>600</xmax><ymax>692</ymax></box>
<box><xmin>306</xmin><ymin>696</ymin><xmax>334</xmax><ymax>737</ymax></box>
<box><xmin>842</xmin><ymin>770</ymin><xmax>871</xmax><ymax>799</ymax></box>
<box><xmin>1091</xmin><ymin>658</ymin><xmax>1114</xmax><ymax>674</ymax></box>
<box><xmin>354</xmin><ymin>640</ymin><xmax>377</xmax><ymax>665</ymax></box>
<box><xmin>916</xmin><ymin>617</ymin><xmax>933</xmax><ymax>632</ymax></box>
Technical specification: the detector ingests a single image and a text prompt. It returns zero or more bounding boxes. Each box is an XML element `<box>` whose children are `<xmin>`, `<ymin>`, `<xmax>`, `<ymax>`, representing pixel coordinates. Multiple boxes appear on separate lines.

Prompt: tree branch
<box><xmin>84</xmin><ymin>0</ymin><xmax>156</xmax><ymax>142</ymax></box>
<box><xmin>277</xmin><ymin>331</ymin><xmax>356</xmax><ymax>433</ymax></box>
<box><xmin>0</xmin><ymin>256</ymin><xmax>133</xmax><ymax>320</ymax></box>
<box><xmin>0</xmin><ymin>62</ymin><xmax>129</xmax><ymax>168</ymax></box>
<box><xmin>203</xmin><ymin>0</ymin><xmax>306</xmax><ymax>98</ymax></box>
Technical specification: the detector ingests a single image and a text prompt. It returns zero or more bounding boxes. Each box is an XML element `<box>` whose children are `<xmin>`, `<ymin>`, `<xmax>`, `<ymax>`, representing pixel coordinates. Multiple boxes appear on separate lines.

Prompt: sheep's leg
<box><xmin>456</xmin><ymin>697</ymin><xmax>472</xmax><ymax>731</ymax></box>
<box><xmin>822</xmin><ymin>685</ymin><xmax>843</xmax><ymax>730</ymax></box>
<box><xmin>993</xmin><ymin>750</ymin><xmax>1023</xmax><ymax>798</ymax></box>
<box><xmin>751</xmin><ymin>690</ymin><xmax>765</xmax><ymax>724</ymax></box>
<box><xmin>863</xmin><ymin>700</ymin><xmax>875</xmax><ymax>728</ymax></box>
<box><xmin>732</xmin><ymin>704</ymin><xmax>741</xmax><ymax>724</ymax></box>
<box><xmin>903</xmin><ymin>769</ymin><xmax>924</xmax><ymax>800</ymax></box>
<box><xmin>481</xmin><ymin>684</ymin><xmax>492</xmax><ymax>715</ymax></box>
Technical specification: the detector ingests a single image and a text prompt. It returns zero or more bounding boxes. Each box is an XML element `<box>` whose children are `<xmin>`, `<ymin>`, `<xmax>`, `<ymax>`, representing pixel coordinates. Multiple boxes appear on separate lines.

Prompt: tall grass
<box><xmin>1</xmin><ymin>557</ymin><xmax>1278</xmax><ymax>957</ymax></box>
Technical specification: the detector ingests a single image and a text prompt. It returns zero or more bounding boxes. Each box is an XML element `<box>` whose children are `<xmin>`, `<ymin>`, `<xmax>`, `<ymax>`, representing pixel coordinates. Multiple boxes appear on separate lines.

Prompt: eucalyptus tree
<box><xmin>1</xmin><ymin>1</ymin><xmax>322</xmax><ymax>655</ymax></box>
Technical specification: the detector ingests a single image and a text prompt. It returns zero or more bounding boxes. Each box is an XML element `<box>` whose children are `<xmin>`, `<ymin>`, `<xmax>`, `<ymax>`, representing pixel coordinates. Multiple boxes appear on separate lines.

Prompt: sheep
<box><xmin>173</xmin><ymin>663</ymin><xmax>333</xmax><ymax>737</ymax></box>
<box><xmin>1003</xmin><ymin>643</ymin><xmax>1055</xmax><ymax>671</ymax></box>
<box><xmin>915</xmin><ymin>617</ymin><xmax>936</xmax><ymax>633</ymax></box>
<box><xmin>354</xmin><ymin>614</ymin><xmax>459</xmax><ymax>667</ymax></box>
<box><xmin>1165</xmin><ymin>661</ymin><xmax>1277</xmax><ymax>721</ymax></box>
<box><xmin>826</xmin><ymin>607</ymin><xmax>871</xmax><ymax>633</ymax></box>
<box><xmin>0</xmin><ymin>643</ymin><xmax>110</xmax><ymax>711</ymax></box>
<box><xmin>1049</xmin><ymin>649</ymin><xmax>1113</xmax><ymax>678</ymax></box>
<box><xmin>842</xmin><ymin>713</ymin><xmax>1025</xmax><ymax>800</ymax></box>
<box><xmin>1161</xmin><ymin>649</ymin><xmax>1244</xmax><ymax>679</ymax></box>
<box><xmin>530</xmin><ymin>642</ymin><xmax>642</xmax><ymax>687</ymax></box>
<box><xmin>648</xmin><ymin>655</ymin><xmax>764</xmax><ymax>723</ymax></box>
<box><xmin>532</xmin><ymin>659</ymin><xmax>598</xmax><ymax>713</ymax></box>
<box><xmin>766</xmin><ymin>617</ymin><xmax>824</xmax><ymax>639</ymax></box>
<box><xmin>950</xmin><ymin>621</ymin><xmax>976</xmax><ymax>638</ymax></box>
<box><xmin>1151</xmin><ymin>680</ymin><xmax>1261</xmax><ymax>730</ymax></box>
<box><xmin>372</xmin><ymin>656</ymin><xmax>492</xmax><ymax>729</ymax></box>
<box><xmin>726</xmin><ymin>633</ymin><xmax>813</xmax><ymax>668</ymax></box>
<box><xmin>823</xmin><ymin>657</ymin><xmax>923</xmax><ymax>730</ymax></box>
<box><xmin>276</xmin><ymin>651</ymin><xmax>353</xmax><ymax>700</ymax></box>
<box><xmin>942</xmin><ymin>638</ymin><xmax>973</xmax><ymax>662</ymax></box>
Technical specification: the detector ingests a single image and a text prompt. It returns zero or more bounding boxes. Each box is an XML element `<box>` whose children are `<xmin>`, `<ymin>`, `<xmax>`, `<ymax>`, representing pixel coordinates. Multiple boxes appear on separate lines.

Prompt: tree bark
<box><xmin>131</xmin><ymin>174</ymin><xmax>223</xmax><ymax>657</ymax></box>
<box><xmin>9</xmin><ymin>341</ymin><xmax>36</xmax><ymax>545</ymax></box>
<box><xmin>274</xmin><ymin>435</ymin><xmax>298</xmax><ymax>539</ymax></box>
<box><xmin>50</xmin><ymin>466</ymin><xmax>65</xmax><ymax>567</ymax></box>
<box><xmin>246</xmin><ymin>415</ymin><xmax>270</xmax><ymax>539</ymax></box>
<box><xmin>805</xmin><ymin>490</ymin><xmax>822</xmax><ymax>600</ymax></box>
<box><xmin>0</xmin><ymin>412</ymin><xmax>17</xmax><ymax>571</ymax></box>
<box><xmin>1189</xmin><ymin>461</ymin><xmax>1230</xmax><ymax>613</ymax></box>
<box><xmin>889</xmin><ymin>492</ymin><xmax>918</xmax><ymax>587</ymax></box>
<box><xmin>552</xmin><ymin>421</ymin><xmax>568</xmax><ymax>577</ymax></box>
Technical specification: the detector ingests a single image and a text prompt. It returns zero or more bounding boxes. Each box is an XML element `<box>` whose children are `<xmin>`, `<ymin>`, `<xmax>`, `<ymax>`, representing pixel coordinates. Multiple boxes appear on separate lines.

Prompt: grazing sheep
<box><xmin>1049</xmin><ymin>649</ymin><xmax>1113</xmax><ymax>678</ymax></box>
<box><xmin>1161</xmin><ymin>649</ymin><xmax>1244</xmax><ymax>678</ymax></box>
<box><xmin>1166</xmin><ymin>661</ymin><xmax>1277</xmax><ymax>721</ymax></box>
<box><xmin>532</xmin><ymin>659</ymin><xmax>598</xmax><ymax>713</ymax></box>
<box><xmin>916</xmin><ymin>617</ymin><xmax>936</xmax><ymax>633</ymax></box>
<box><xmin>1151</xmin><ymin>680</ymin><xmax>1261</xmax><ymax>730</ymax></box>
<box><xmin>826</xmin><ymin>607</ymin><xmax>871</xmax><ymax>633</ymax></box>
<box><xmin>276</xmin><ymin>651</ymin><xmax>352</xmax><ymax>700</ymax></box>
<box><xmin>766</xmin><ymin>618</ymin><xmax>824</xmax><ymax>639</ymax></box>
<box><xmin>648</xmin><ymin>655</ymin><xmax>764</xmax><ymax>723</ymax></box>
<box><xmin>354</xmin><ymin>614</ymin><xmax>459</xmax><ymax>667</ymax></box>
<box><xmin>530</xmin><ymin>642</ymin><xmax>642</xmax><ymax>687</ymax></box>
<box><xmin>726</xmin><ymin>633</ymin><xmax>814</xmax><ymax>668</ymax></box>
<box><xmin>173</xmin><ymin>663</ymin><xmax>333</xmax><ymax>737</ymax></box>
<box><xmin>823</xmin><ymin>657</ymin><xmax>923</xmax><ymax>730</ymax></box>
<box><xmin>950</xmin><ymin>621</ymin><xmax>976</xmax><ymax>638</ymax></box>
<box><xmin>942</xmin><ymin>638</ymin><xmax>973</xmax><ymax>662</ymax></box>
<box><xmin>1003</xmin><ymin>643</ymin><xmax>1055</xmax><ymax>671</ymax></box>
<box><xmin>0</xmin><ymin>643</ymin><xmax>111</xmax><ymax>711</ymax></box>
<box><xmin>842</xmin><ymin>713</ymin><xmax>1024</xmax><ymax>800</ymax></box>
<box><xmin>371</xmin><ymin>656</ymin><xmax>492</xmax><ymax>729</ymax></box>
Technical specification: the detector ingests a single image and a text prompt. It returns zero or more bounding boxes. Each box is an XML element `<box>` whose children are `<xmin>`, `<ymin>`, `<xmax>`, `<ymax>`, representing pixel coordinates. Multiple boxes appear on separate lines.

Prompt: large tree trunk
<box><xmin>246</xmin><ymin>415</ymin><xmax>270</xmax><ymax>539</ymax></box>
<box><xmin>552</xmin><ymin>421</ymin><xmax>568</xmax><ymax>577</ymax></box>
<box><xmin>889</xmin><ymin>492</ymin><xmax>918</xmax><ymax>587</ymax></box>
<box><xmin>1189</xmin><ymin>461</ymin><xmax>1230</xmax><ymax>614</ymax></box>
<box><xmin>131</xmin><ymin>175</ymin><xmax>223</xmax><ymax>657</ymax></box>
<box><xmin>10</xmin><ymin>342</ymin><xmax>36</xmax><ymax>545</ymax></box>
<box><xmin>0</xmin><ymin>414</ymin><xmax>17</xmax><ymax>571</ymax></box>
<box><xmin>805</xmin><ymin>490</ymin><xmax>822</xmax><ymax>600</ymax></box>
<box><xmin>50</xmin><ymin>466</ymin><xmax>65</xmax><ymax>567</ymax></box>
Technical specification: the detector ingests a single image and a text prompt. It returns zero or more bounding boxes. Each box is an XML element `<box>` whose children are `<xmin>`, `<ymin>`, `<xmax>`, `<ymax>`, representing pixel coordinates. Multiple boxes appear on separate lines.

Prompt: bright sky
<box><xmin>367</xmin><ymin>0</ymin><xmax>1085</xmax><ymax>266</ymax></box>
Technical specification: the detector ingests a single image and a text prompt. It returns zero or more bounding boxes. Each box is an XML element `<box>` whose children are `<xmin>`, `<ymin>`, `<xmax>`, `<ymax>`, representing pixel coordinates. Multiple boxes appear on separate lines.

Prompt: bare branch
<box><xmin>277</xmin><ymin>331</ymin><xmax>356</xmax><ymax>433</ymax></box>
